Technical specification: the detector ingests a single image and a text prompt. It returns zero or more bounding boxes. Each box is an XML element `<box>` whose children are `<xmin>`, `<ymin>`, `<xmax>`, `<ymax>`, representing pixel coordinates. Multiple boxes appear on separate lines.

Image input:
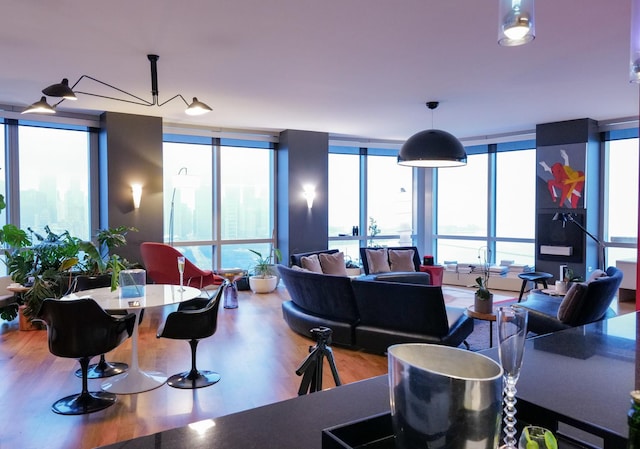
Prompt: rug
<box><xmin>463</xmin><ymin>298</ymin><xmax>518</xmax><ymax>352</ymax></box>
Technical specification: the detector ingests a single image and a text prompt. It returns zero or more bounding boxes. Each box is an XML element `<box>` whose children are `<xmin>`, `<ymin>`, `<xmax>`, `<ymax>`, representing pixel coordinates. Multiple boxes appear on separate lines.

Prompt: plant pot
<box><xmin>18</xmin><ymin>305</ymin><xmax>43</xmax><ymax>331</ymax></box>
<box><xmin>474</xmin><ymin>292</ymin><xmax>494</xmax><ymax>314</ymax></box>
<box><xmin>249</xmin><ymin>275</ymin><xmax>278</xmax><ymax>294</ymax></box>
<box><xmin>346</xmin><ymin>267</ymin><xmax>362</xmax><ymax>277</ymax></box>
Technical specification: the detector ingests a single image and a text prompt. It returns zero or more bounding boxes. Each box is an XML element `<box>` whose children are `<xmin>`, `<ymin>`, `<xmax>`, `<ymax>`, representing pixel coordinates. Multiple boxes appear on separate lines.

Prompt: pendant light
<box><xmin>630</xmin><ymin>0</ymin><xmax>640</xmax><ymax>82</ymax></box>
<box><xmin>398</xmin><ymin>102</ymin><xmax>467</xmax><ymax>168</ymax></box>
<box><xmin>498</xmin><ymin>0</ymin><xmax>535</xmax><ymax>47</ymax></box>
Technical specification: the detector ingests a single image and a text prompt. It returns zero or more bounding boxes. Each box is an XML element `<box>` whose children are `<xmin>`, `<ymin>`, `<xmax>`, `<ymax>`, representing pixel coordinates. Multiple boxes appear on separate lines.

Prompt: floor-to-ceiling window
<box><xmin>328</xmin><ymin>146</ymin><xmax>413</xmax><ymax>263</ymax></box>
<box><xmin>604</xmin><ymin>131</ymin><xmax>639</xmax><ymax>265</ymax></box>
<box><xmin>435</xmin><ymin>142</ymin><xmax>536</xmax><ymax>266</ymax></box>
<box><xmin>163</xmin><ymin>135</ymin><xmax>275</xmax><ymax>271</ymax></box>
<box><xmin>18</xmin><ymin>123</ymin><xmax>91</xmax><ymax>239</ymax></box>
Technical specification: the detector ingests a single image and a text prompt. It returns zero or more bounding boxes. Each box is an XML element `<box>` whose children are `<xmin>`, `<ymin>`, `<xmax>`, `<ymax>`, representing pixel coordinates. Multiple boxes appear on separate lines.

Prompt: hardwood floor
<box><xmin>0</xmin><ymin>286</ymin><xmax>388</xmax><ymax>449</ymax></box>
<box><xmin>1</xmin><ymin>284</ymin><xmax>633</xmax><ymax>449</ymax></box>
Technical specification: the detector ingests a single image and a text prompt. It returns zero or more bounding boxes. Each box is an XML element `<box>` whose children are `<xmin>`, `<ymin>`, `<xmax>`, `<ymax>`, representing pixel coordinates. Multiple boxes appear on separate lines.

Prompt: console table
<box><xmin>97</xmin><ymin>313</ymin><xmax>637</xmax><ymax>449</ymax></box>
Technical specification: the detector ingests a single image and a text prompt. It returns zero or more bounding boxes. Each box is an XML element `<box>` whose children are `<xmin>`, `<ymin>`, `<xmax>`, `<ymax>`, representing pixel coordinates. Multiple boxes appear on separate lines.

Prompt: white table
<box><xmin>65</xmin><ymin>284</ymin><xmax>200</xmax><ymax>394</ymax></box>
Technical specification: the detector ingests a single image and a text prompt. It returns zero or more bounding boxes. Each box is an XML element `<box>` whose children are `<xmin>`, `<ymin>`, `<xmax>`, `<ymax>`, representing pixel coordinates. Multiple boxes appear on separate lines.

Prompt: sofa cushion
<box><xmin>365</xmin><ymin>248</ymin><xmax>391</xmax><ymax>274</ymax></box>
<box><xmin>319</xmin><ymin>251</ymin><xmax>348</xmax><ymax>276</ymax></box>
<box><xmin>557</xmin><ymin>282</ymin><xmax>588</xmax><ymax>323</ymax></box>
<box><xmin>300</xmin><ymin>254</ymin><xmax>323</xmax><ymax>273</ymax></box>
<box><xmin>388</xmin><ymin>249</ymin><xmax>416</xmax><ymax>272</ymax></box>
<box><xmin>587</xmin><ymin>269</ymin><xmax>607</xmax><ymax>283</ymax></box>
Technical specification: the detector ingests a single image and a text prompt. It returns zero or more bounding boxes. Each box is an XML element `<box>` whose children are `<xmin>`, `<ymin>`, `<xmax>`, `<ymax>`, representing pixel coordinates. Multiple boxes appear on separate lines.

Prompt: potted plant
<box><xmin>76</xmin><ymin>226</ymin><xmax>138</xmax><ymax>291</ymax></box>
<box><xmin>248</xmin><ymin>248</ymin><xmax>281</xmax><ymax>293</ymax></box>
<box><xmin>474</xmin><ymin>247</ymin><xmax>493</xmax><ymax>314</ymax></box>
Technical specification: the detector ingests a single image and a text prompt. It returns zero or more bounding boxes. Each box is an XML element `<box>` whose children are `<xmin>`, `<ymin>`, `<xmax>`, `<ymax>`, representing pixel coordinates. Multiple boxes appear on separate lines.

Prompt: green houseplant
<box><xmin>473</xmin><ymin>246</ymin><xmax>493</xmax><ymax>314</ymax></box>
<box><xmin>248</xmin><ymin>247</ymin><xmax>282</xmax><ymax>293</ymax></box>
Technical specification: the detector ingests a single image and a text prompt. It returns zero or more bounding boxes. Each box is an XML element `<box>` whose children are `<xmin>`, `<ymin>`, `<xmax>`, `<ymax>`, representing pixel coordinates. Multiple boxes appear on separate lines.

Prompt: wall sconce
<box><xmin>131</xmin><ymin>184</ymin><xmax>142</xmax><ymax>209</ymax></box>
<box><xmin>302</xmin><ymin>185</ymin><xmax>316</xmax><ymax>209</ymax></box>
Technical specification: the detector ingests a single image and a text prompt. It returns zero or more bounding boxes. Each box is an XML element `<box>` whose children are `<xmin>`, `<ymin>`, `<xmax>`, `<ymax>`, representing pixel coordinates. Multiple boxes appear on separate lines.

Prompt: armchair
<box><xmin>140</xmin><ymin>242</ymin><xmax>223</xmax><ymax>290</ymax></box>
<box><xmin>515</xmin><ymin>266</ymin><xmax>623</xmax><ymax>335</ymax></box>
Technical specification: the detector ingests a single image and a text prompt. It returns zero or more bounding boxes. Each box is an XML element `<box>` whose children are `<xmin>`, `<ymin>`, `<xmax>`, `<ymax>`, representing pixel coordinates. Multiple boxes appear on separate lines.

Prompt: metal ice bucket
<box><xmin>388</xmin><ymin>343</ymin><xmax>503</xmax><ymax>449</ymax></box>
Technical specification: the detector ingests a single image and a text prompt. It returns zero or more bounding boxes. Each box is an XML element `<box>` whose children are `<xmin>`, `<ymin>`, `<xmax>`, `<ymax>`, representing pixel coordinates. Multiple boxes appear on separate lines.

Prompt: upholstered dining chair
<box><xmin>140</xmin><ymin>242</ymin><xmax>223</xmax><ymax>292</ymax></box>
<box><xmin>156</xmin><ymin>287</ymin><xmax>223</xmax><ymax>389</ymax></box>
<box><xmin>70</xmin><ymin>274</ymin><xmax>139</xmax><ymax>379</ymax></box>
<box><xmin>36</xmin><ymin>298</ymin><xmax>135</xmax><ymax>415</ymax></box>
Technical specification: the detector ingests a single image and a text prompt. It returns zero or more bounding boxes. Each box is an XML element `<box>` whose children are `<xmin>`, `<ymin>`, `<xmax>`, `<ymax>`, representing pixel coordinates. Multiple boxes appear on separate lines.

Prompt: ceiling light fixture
<box><xmin>23</xmin><ymin>54</ymin><xmax>212</xmax><ymax>116</ymax></box>
<box><xmin>498</xmin><ymin>0</ymin><xmax>535</xmax><ymax>47</ymax></box>
<box><xmin>22</xmin><ymin>96</ymin><xmax>56</xmax><ymax>114</ymax></box>
<box><xmin>630</xmin><ymin>0</ymin><xmax>640</xmax><ymax>82</ymax></box>
<box><xmin>397</xmin><ymin>101</ymin><xmax>467</xmax><ymax>168</ymax></box>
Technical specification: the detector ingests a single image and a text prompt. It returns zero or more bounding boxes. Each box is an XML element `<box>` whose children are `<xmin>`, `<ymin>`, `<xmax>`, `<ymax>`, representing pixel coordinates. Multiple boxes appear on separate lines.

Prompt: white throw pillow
<box><xmin>319</xmin><ymin>252</ymin><xmax>348</xmax><ymax>276</ymax></box>
<box><xmin>300</xmin><ymin>254</ymin><xmax>323</xmax><ymax>273</ymax></box>
<box><xmin>365</xmin><ymin>248</ymin><xmax>391</xmax><ymax>274</ymax></box>
<box><xmin>388</xmin><ymin>249</ymin><xmax>416</xmax><ymax>272</ymax></box>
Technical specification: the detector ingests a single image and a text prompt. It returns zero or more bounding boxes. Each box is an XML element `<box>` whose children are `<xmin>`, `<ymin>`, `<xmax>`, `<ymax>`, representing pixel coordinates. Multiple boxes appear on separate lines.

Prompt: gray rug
<box><xmin>463</xmin><ymin>299</ymin><xmax>518</xmax><ymax>352</ymax></box>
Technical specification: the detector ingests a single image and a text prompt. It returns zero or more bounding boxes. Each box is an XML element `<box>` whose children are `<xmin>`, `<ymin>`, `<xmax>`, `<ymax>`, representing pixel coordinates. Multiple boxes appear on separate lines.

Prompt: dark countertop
<box><xmin>96</xmin><ymin>375</ymin><xmax>391</xmax><ymax>449</ymax></box>
<box><xmin>97</xmin><ymin>312</ymin><xmax>639</xmax><ymax>449</ymax></box>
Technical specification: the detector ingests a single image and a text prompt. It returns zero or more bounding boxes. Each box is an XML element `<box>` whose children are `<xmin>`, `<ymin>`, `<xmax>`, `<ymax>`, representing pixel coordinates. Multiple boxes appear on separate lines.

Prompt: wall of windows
<box><xmin>435</xmin><ymin>144</ymin><xmax>536</xmax><ymax>266</ymax></box>
<box><xmin>604</xmin><ymin>132</ymin><xmax>639</xmax><ymax>265</ymax></box>
<box><xmin>15</xmin><ymin>123</ymin><xmax>92</xmax><ymax>239</ymax></box>
<box><xmin>328</xmin><ymin>147</ymin><xmax>413</xmax><ymax>263</ymax></box>
<box><xmin>163</xmin><ymin>136</ymin><xmax>275</xmax><ymax>272</ymax></box>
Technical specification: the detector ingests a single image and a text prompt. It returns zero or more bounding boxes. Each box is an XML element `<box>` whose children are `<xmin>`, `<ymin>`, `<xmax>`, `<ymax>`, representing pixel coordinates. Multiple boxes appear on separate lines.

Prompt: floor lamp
<box><xmin>552</xmin><ymin>212</ymin><xmax>606</xmax><ymax>271</ymax></box>
<box><xmin>168</xmin><ymin>167</ymin><xmax>198</xmax><ymax>246</ymax></box>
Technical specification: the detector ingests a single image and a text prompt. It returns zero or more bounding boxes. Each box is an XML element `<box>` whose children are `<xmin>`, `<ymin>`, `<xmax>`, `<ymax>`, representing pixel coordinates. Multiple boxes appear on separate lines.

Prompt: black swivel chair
<box><xmin>71</xmin><ymin>275</ymin><xmax>129</xmax><ymax>378</ymax></box>
<box><xmin>36</xmin><ymin>298</ymin><xmax>135</xmax><ymax>415</ymax></box>
<box><xmin>156</xmin><ymin>287</ymin><xmax>222</xmax><ymax>389</ymax></box>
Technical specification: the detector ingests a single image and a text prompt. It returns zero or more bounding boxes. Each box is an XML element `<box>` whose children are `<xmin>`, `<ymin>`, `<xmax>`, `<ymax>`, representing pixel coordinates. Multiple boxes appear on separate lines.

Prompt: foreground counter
<box><xmin>98</xmin><ymin>312</ymin><xmax>639</xmax><ymax>449</ymax></box>
<box><xmin>96</xmin><ymin>375</ymin><xmax>390</xmax><ymax>449</ymax></box>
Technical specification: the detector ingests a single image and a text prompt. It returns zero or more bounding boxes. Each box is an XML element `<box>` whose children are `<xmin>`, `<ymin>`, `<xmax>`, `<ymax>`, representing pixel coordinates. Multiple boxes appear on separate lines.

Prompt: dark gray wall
<box><xmin>277</xmin><ymin>130</ymin><xmax>329</xmax><ymax>264</ymax></box>
<box><xmin>535</xmin><ymin>118</ymin><xmax>600</xmax><ymax>280</ymax></box>
<box><xmin>99</xmin><ymin>112</ymin><xmax>164</xmax><ymax>265</ymax></box>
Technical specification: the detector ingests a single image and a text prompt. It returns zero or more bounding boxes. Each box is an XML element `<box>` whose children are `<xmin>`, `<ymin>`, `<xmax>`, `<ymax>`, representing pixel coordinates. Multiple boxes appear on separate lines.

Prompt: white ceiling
<box><xmin>0</xmin><ymin>0</ymin><xmax>637</xmax><ymax>142</ymax></box>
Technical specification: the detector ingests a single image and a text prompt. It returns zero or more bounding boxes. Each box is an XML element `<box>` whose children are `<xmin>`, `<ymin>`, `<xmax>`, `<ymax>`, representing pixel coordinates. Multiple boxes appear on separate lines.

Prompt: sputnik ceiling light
<box><xmin>22</xmin><ymin>54</ymin><xmax>212</xmax><ymax>116</ymax></box>
<box><xmin>498</xmin><ymin>0</ymin><xmax>535</xmax><ymax>47</ymax></box>
<box><xmin>397</xmin><ymin>101</ymin><xmax>467</xmax><ymax>168</ymax></box>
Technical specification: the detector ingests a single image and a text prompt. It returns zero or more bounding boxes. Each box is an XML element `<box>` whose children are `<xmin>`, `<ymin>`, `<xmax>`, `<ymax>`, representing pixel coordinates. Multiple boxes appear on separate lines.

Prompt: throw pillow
<box><xmin>587</xmin><ymin>269</ymin><xmax>607</xmax><ymax>283</ymax></box>
<box><xmin>388</xmin><ymin>249</ymin><xmax>416</xmax><ymax>272</ymax></box>
<box><xmin>319</xmin><ymin>252</ymin><xmax>348</xmax><ymax>276</ymax></box>
<box><xmin>365</xmin><ymin>248</ymin><xmax>391</xmax><ymax>274</ymax></box>
<box><xmin>300</xmin><ymin>254</ymin><xmax>323</xmax><ymax>273</ymax></box>
<box><xmin>557</xmin><ymin>282</ymin><xmax>588</xmax><ymax>323</ymax></box>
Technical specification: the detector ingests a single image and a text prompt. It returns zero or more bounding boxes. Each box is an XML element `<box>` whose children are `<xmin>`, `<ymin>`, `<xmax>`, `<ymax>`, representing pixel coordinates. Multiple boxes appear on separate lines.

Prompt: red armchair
<box><xmin>140</xmin><ymin>242</ymin><xmax>223</xmax><ymax>289</ymax></box>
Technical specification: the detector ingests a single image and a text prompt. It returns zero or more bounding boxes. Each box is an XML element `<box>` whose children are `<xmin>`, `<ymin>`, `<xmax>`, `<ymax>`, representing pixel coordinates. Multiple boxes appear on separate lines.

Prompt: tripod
<box><xmin>295</xmin><ymin>327</ymin><xmax>342</xmax><ymax>395</ymax></box>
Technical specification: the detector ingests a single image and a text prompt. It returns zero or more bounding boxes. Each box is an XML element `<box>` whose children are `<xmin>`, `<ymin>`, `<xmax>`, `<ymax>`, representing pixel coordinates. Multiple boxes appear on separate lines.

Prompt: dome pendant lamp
<box><xmin>397</xmin><ymin>101</ymin><xmax>467</xmax><ymax>168</ymax></box>
<box><xmin>498</xmin><ymin>0</ymin><xmax>535</xmax><ymax>47</ymax></box>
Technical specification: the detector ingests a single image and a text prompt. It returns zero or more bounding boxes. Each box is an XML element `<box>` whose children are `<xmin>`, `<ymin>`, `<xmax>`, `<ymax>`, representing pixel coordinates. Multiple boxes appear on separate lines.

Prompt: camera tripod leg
<box><xmin>297</xmin><ymin>355</ymin><xmax>317</xmax><ymax>396</ymax></box>
<box><xmin>324</xmin><ymin>346</ymin><xmax>342</xmax><ymax>387</ymax></box>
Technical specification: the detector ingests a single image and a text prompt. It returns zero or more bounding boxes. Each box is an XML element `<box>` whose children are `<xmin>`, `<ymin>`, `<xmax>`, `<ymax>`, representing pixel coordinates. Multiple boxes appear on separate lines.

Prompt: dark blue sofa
<box><xmin>278</xmin><ymin>264</ymin><xmax>473</xmax><ymax>354</ymax></box>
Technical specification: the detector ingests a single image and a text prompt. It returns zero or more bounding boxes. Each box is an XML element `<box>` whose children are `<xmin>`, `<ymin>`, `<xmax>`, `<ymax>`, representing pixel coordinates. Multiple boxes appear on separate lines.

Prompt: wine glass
<box><xmin>518</xmin><ymin>426</ymin><xmax>557</xmax><ymax>449</ymax></box>
<box><xmin>177</xmin><ymin>256</ymin><xmax>185</xmax><ymax>291</ymax></box>
<box><xmin>497</xmin><ymin>305</ymin><xmax>528</xmax><ymax>449</ymax></box>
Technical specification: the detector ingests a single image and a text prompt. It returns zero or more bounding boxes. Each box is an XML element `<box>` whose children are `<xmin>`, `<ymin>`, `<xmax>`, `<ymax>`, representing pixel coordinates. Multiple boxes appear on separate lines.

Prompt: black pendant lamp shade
<box><xmin>42</xmin><ymin>78</ymin><xmax>77</xmax><ymax>100</ymax></box>
<box><xmin>397</xmin><ymin>102</ymin><xmax>467</xmax><ymax>168</ymax></box>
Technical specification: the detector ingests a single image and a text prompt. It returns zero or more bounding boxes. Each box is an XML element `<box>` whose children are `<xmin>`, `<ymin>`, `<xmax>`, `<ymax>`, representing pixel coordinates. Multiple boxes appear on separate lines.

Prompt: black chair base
<box><xmin>75</xmin><ymin>356</ymin><xmax>128</xmax><ymax>379</ymax></box>
<box><xmin>52</xmin><ymin>391</ymin><xmax>117</xmax><ymax>415</ymax></box>
<box><xmin>167</xmin><ymin>370</ymin><xmax>221</xmax><ymax>389</ymax></box>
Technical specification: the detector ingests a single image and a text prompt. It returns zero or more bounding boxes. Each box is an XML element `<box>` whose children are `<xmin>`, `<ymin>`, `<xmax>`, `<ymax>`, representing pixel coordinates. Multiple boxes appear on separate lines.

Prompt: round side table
<box><xmin>217</xmin><ymin>268</ymin><xmax>246</xmax><ymax>309</ymax></box>
<box><xmin>465</xmin><ymin>305</ymin><xmax>497</xmax><ymax>348</ymax></box>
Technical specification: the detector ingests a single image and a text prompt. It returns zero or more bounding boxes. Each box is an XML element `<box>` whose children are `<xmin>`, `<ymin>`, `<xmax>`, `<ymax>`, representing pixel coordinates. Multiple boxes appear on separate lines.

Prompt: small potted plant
<box><xmin>345</xmin><ymin>255</ymin><xmax>361</xmax><ymax>277</ymax></box>
<box><xmin>248</xmin><ymin>248</ymin><xmax>281</xmax><ymax>294</ymax></box>
<box><xmin>474</xmin><ymin>246</ymin><xmax>493</xmax><ymax>314</ymax></box>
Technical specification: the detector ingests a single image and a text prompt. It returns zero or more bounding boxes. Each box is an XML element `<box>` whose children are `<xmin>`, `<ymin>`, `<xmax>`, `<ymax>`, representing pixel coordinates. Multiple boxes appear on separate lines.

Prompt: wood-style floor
<box><xmin>1</xmin><ymin>284</ymin><xmax>633</xmax><ymax>449</ymax></box>
<box><xmin>0</xmin><ymin>286</ymin><xmax>388</xmax><ymax>449</ymax></box>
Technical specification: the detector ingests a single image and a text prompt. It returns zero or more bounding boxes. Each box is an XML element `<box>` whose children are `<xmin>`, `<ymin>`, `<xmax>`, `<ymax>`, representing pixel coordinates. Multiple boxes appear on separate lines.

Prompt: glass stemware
<box><xmin>497</xmin><ymin>305</ymin><xmax>528</xmax><ymax>449</ymax></box>
<box><xmin>177</xmin><ymin>256</ymin><xmax>185</xmax><ymax>291</ymax></box>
